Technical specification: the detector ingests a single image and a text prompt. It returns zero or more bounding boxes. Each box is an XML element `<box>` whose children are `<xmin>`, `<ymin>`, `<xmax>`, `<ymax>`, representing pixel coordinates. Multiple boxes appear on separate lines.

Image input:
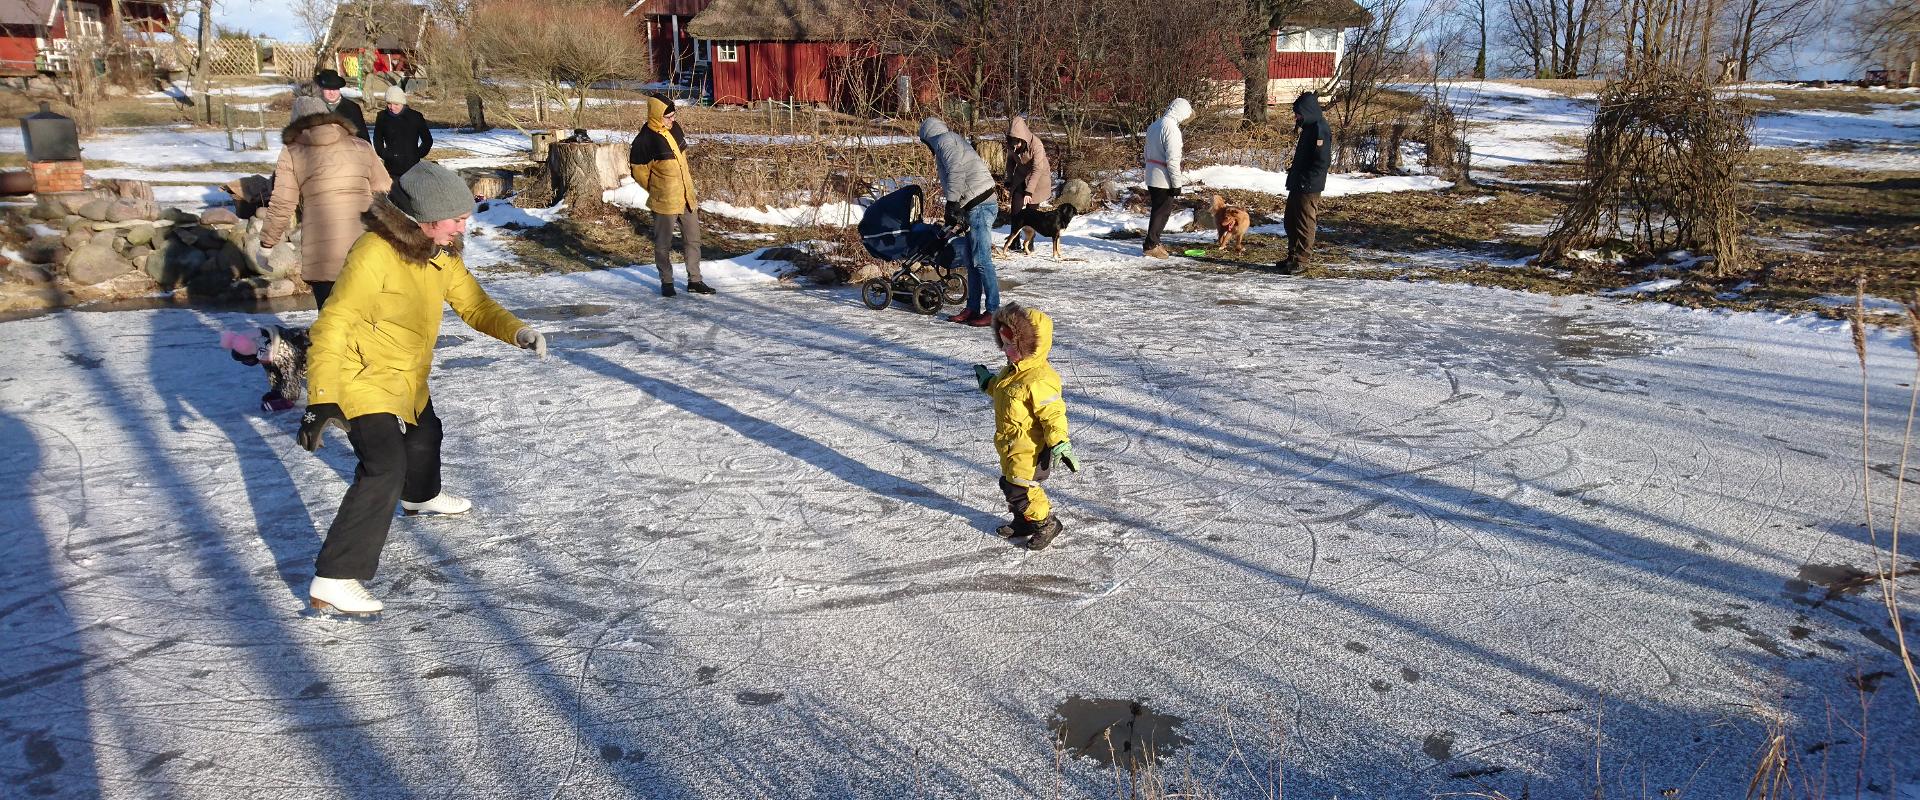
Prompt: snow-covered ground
<box><xmin>3</xmin><ymin>229</ymin><xmax>1917</xmax><ymax>797</ymax></box>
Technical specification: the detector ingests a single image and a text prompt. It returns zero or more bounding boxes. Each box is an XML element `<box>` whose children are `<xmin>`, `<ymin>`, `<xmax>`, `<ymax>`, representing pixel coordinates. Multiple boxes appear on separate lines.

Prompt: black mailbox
<box><xmin>21</xmin><ymin>102</ymin><xmax>80</xmax><ymax>163</ymax></box>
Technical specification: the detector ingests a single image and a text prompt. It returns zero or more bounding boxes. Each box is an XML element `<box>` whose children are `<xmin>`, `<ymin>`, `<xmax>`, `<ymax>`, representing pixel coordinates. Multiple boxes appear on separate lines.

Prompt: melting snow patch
<box><xmin>1811</xmin><ymin>294</ymin><xmax>1907</xmax><ymax>314</ymax></box>
<box><xmin>476</xmin><ymin>201</ymin><xmax>561</xmax><ymax>229</ymax></box>
<box><xmin>700</xmin><ymin>200</ymin><xmax>865</xmax><ymax>228</ymax></box>
<box><xmin>1185</xmin><ymin>164</ymin><xmax>1451</xmax><ymax>196</ymax></box>
<box><xmin>1603</xmin><ymin>278</ymin><xmax>1682</xmax><ymax>296</ymax></box>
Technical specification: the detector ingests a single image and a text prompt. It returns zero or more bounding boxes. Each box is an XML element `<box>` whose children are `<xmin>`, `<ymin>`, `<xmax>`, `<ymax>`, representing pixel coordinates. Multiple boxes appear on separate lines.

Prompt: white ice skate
<box><xmin>402</xmin><ymin>493</ymin><xmax>471</xmax><ymax>516</ymax></box>
<box><xmin>308</xmin><ymin>577</ymin><xmax>384</xmax><ymax>617</ymax></box>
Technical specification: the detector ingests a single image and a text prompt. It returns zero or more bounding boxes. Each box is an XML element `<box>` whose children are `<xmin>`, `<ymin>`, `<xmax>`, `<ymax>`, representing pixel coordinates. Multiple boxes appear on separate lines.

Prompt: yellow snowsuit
<box><xmin>984</xmin><ymin>306</ymin><xmax>1071</xmax><ymax>521</ymax></box>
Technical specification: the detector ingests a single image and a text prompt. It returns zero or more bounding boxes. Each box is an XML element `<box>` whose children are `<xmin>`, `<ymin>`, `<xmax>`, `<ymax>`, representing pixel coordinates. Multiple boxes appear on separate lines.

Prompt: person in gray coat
<box><xmin>919</xmin><ymin>117</ymin><xmax>999</xmax><ymax>326</ymax></box>
<box><xmin>1142</xmin><ymin>98</ymin><xmax>1192</xmax><ymax>258</ymax></box>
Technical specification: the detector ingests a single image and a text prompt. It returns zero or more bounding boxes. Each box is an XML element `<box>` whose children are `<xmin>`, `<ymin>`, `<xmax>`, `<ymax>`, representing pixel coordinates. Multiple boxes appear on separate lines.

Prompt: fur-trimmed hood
<box><xmin>283</xmin><ymin>112</ymin><xmax>356</xmax><ymax>146</ymax></box>
<box><xmin>993</xmin><ymin>302</ymin><xmax>1053</xmax><ymax>366</ymax></box>
<box><xmin>363</xmin><ymin>193</ymin><xmax>462</xmax><ymax>265</ymax></box>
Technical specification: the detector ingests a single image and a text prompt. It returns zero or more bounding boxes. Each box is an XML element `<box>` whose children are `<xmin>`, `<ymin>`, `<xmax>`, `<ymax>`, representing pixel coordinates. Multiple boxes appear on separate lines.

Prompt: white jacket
<box><xmin>1144</xmin><ymin>98</ymin><xmax>1192</xmax><ymax>189</ymax></box>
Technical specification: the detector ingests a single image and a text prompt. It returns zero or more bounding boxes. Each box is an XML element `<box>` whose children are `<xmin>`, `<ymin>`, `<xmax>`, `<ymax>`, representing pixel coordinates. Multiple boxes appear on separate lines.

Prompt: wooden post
<box><xmin>224</xmin><ymin>103</ymin><xmax>233</xmax><ymax>149</ymax></box>
<box><xmin>549</xmin><ymin>140</ymin><xmax>606</xmax><ymax>213</ymax></box>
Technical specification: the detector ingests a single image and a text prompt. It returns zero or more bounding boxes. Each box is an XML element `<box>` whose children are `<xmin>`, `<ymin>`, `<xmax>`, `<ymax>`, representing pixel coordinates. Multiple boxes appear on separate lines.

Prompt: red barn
<box><xmin>683</xmin><ymin>0</ymin><xmax>857</xmax><ymax>106</ymax></box>
<box><xmin>626</xmin><ymin>0</ymin><xmax>704</xmax><ymax>87</ymax></box>
<box><xmin>1214</xmin><ymin>0</ymin><xmax>1371</xmax><ymax>105</ymax></box>
<box><xmin>0</xmin><ymin>0</ymin><xmax>170</xmax><ymax>76</ymax></box>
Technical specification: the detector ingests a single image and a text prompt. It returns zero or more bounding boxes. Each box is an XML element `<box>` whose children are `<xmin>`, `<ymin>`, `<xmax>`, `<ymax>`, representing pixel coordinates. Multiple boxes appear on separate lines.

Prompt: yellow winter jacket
<box><xmin>984</xmin><ymin>306</ymin><xmax>1071</xmax><ymax>477</ymax></box>
<box><xmin>306</xmin><ymin>196</ymin><xmax>526</xmax><ymax>423</ymax></box>
<box><xmin>627</xmin><ymin>96</ymin><xmax>698</xmax><ymax>215</ymax></box>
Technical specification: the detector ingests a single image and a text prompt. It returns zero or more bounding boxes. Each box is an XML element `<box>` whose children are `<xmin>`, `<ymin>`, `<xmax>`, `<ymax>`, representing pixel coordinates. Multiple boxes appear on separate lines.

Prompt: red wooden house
<box><xmin>0</xmin><ymin>0</ymin><xmax>169</xmax><ymax>76</ymax></box>
<box><xmin>666</xmin><ymin>0</ymin><xmax>1367</xmax><ymax>109</ymax></box>
<box><xmin>682</xmin><ymin>0</ymin><xmax>856</xmax><ymax>106</ymax></box>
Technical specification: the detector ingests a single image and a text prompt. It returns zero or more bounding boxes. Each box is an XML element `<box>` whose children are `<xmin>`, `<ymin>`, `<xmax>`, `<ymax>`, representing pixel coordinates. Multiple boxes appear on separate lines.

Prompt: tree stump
<box><xmin>549</xmin><ymin>141</ymin><xmax>606</xmax><ymax>212</ymax></box>
<box><xmin>593</xmin><ymin>142</ymin><xmax>627</xmax><ymax>190</ymax></box>
<box><xmin>97</xmin><ymin>178</ymin><xmax>155</xmax><ymax>203</ymax></box>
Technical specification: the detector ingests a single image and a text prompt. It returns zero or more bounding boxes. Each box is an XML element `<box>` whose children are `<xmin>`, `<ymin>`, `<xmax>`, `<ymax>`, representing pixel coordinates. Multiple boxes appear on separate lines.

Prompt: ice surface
<box><xmin>2</xmin><ymin>237</ymin><xmax>1916</xmax><ymax>798</ymax></box>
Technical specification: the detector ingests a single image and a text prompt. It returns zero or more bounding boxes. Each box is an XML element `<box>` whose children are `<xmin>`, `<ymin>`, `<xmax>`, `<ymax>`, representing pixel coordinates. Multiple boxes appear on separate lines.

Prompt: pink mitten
<box><xmin>221</xmin><ymin>330</ymin><xmax>258</xmax><ymax>357</ymax></box>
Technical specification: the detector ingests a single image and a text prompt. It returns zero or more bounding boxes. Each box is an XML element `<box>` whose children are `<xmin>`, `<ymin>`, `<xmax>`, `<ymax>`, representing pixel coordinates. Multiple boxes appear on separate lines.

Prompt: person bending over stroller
<box><xmin>920</xmin><ymin>117</ymin><xmax>999</xmax><ymax>326</ymax></box>
<box><xmin>973</xmin><ymin>302</ymin><xmax>1078</xmax><ymax>550</ymax></box>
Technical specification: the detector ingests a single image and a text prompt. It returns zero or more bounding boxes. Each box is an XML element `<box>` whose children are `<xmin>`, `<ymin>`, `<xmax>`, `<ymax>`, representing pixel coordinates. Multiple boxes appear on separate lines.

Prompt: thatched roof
<box><xmin>685</xmin><ymin>0</ymin><xmax>860</xmax><ymax>41</ymax></box>
<box><xmin>1281</xmin><ymin>0</ymin><xmax>1371</xmax><ymax>29</ymax></box>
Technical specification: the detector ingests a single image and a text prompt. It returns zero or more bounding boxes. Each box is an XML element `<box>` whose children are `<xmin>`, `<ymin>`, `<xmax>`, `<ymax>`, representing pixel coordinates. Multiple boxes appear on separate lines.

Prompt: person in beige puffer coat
<box><xmin>262</xmin><ymin>96</ymin><xmax>393</xmax><ymax>308</ymax></box>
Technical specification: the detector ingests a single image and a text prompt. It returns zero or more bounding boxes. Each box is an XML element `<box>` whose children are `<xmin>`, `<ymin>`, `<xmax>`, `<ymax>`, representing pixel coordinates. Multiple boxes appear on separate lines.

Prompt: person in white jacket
<box><xmin>1142</xmin><ymin>98</ymin><xmax>1192</xmax><ymax>259</ymax></box>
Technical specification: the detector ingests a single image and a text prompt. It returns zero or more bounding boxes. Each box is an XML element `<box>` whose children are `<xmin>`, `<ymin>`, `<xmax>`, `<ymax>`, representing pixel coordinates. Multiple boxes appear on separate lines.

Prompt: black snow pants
<box><xmin>314</xmin><ymin>402</ymin><xmax>444</xmax><ymax>580</ymax></box>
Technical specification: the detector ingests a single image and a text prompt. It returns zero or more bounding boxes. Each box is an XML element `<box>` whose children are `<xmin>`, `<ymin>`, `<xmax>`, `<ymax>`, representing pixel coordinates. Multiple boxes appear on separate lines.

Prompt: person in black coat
<box><xmin>1280</xmin><ymin>92</ymin><xmax>1333</xmax><ymax>274</ymax></box>
<box><xmin>314</xmin><ymin>69</ymin><xmax>369</xmax><ymax>140</ymax></box>
<box><xmin>373</xmin><ymin>85</ymin><xmax>433</xmax><ymax>179</ymax></box>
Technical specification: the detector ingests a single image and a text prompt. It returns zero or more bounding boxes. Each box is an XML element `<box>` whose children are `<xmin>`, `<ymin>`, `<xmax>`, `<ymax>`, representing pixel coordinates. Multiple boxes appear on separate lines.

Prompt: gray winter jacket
<box><xmin>1144</xmin><ymin>98</ymin><xmax>1192</xmax><ymax>189</ymax></box>
<box><xmin>919</xmin><ymin>118</ymin><xmax>995</xmax><ymax>208</ymax></box>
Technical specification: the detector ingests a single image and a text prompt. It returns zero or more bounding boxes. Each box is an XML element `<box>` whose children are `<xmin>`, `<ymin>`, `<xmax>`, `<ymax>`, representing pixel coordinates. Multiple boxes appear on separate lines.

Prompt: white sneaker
<box><xmin>309</xmin><ymin>576</ymin><xmax>384</xmax><ymax>615</ymax></box>
<box><xmin>401</xmin><ymin>493</ymin><xmax>471</xmax><ymax>516</ymax></box>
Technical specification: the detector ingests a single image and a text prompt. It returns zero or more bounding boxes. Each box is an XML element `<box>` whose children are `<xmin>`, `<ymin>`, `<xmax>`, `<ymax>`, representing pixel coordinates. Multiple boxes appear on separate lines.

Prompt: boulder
<box><xmin>65</xmin><ymin>217</ymin><xmax>93</xmax><ymax>234</ymax></box>
<box><xmin>201</xmin><ymin>208</ymin><xmax>240</xmax><ymax>226</ymax></box>
<box><xmin>31</xmin><ymin>194</ymin><xmax>69</xmax><ymax>219</ymax></box>
<box><xmin>145</xmin><ymin>250</ymin><xmax>174</xmax><ymax>285</ymax></box>
<box><xmin>266</xmin><ymin>242</ymin><xmax>300</xmax><ymax>277</ymax></box>
<box><xmin>5</xmin><ymin>261</ymin><xmax>54</xmax><ymax>285</ymax></box>
<box><xmin>90</xmin><ymin>230</ymin><xmax>117</xmax><ymax>247</ymax></box>
<box><xmin>65</xmin><ymin>244</ymin><xmax>133</xmax><ymax>285</ymax></box>
<box><xmin>162</xmin><ymin>207</ymin><xmax>201</xmax><ymax>225</ymax></box>
<box><xmin>63</xmin><ymin>229</ymin><xmax>90</xmax><ymax>251</ymax></box>
<box><xmin>76</xmin><ymin>197</ymin><xmax>114</xmax><ymax>222</ymax></box>
<box><xmin>24</xmin><ymin>236</ymin><xmax>65</xmax><ymax>264</ymax></box>
<box><xmin>105</xmin><ymin>200</ymin><xmax>153</xmax><ymax>223</ymax></box>
<box><xmin>127</xmin><ymin>244</ymin><xmax>154</xmax><ymax>265</ymax></box>
<box><xmin>125</xmin><ymin>224</ymin><xmax>155</xmax><ymax>246</ymax></box>
<box><xmin>266</xmin><ymin>278</ymin><xmax>299</xmax><ymax>298</ymax></box>
<box><xmin>172</xmin><ymin>225</ymin><xmax>203</xmax><ymax>247</ymax></box>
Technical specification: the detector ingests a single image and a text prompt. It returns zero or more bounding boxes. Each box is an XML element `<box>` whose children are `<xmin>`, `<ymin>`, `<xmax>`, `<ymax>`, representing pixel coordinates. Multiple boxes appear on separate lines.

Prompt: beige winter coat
<box><xmin>1006</xmin><ymin>116</ymin><xmax>1052</xmax><ymax>212</ymax></box>
<box><xmin>261</xmin><ymin>113</ymin><xmax>393</xmax><ymax>282</ymax></box>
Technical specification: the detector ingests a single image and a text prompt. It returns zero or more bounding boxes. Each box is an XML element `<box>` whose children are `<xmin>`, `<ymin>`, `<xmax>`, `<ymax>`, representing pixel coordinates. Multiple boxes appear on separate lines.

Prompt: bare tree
<box><xmin>1501</xmin><ymin>0</ymin><xmax>1612</xmax><ymax>77</ymax></box>
<box><xmin>291</xmin><ymin>0</ymin><xmax>340</xmax><ymax>54</ymax></box>
<box><xmin>1231</xmin><ymin>0</ymin><xmax>1313</xmax><ymax>122</ymax></box>
<box><xmin>192</xmin><ymin>0</ymin><xmax>213</xmax><ymax>96</ymax></box>
<box><xmin>1848</xmin><ymin>0</ymin><xmax>1920</xmax><ymax>85</ymax></box>
<box><xmin>1718</xmin><ymin>0</ymin><xmax>1825</xmax><ymax>82</ymax></box>
<box><xmin>462</xmin><ymin>0</ymin><xmax>648</xmax><ymax>132</ymax></box>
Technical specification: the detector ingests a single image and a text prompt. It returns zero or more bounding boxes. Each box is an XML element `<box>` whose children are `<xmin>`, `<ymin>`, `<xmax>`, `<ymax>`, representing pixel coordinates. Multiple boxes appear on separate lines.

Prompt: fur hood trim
<box><xmin>282</xmin><ymin>112</ymin><xmax>355</xmax><ymax>145</ymax></box>
<box><xmin>363</xmin><ymin>194</ymin><xmax>462</xmax><ymax>265</ymax></box>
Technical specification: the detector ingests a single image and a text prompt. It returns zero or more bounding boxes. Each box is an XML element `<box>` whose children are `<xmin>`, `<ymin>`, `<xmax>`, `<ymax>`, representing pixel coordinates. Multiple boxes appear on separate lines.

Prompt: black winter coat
<box><xmin>1287</xmin><ymin>93</ymin><xmax>1332</xmax><ymax>194</ymax></box>
<box><xmin>628</xmin><ymin>121</ymin><xmax>689</xmax><ymax>167</ymax></box>
<box><xmin>374</xmin><ymin>107</ymin><xmax>433</xmax><ymax>179</ymax></box>
<box><xmin>329</xmin><ymin>99</ymin><xmax>369</xmax><ymax>140</ymax></box>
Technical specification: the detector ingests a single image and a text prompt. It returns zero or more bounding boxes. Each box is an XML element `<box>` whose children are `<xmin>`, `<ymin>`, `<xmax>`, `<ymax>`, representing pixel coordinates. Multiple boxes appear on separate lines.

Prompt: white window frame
<box><xmin>1276</xmin><ymin>27</ymin><xmax>1339</xmax><ymax>53</ymax></box>
<box><xmin>69</xmin><ymin>2</ymin><xmax>105</xmax><ymax>40</ymax></box>
<box><xmin>715</xmin><ymin>43</ymin><xmax>737</xmax><ymax>63</ymax></box>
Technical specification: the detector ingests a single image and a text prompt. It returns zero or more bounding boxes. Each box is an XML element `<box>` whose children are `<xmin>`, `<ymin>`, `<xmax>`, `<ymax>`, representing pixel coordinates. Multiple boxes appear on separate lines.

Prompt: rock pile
<box><xmin>5</xmin><ymin>188</ymin><xmax>305</xmax><ymax>310</ymax></box>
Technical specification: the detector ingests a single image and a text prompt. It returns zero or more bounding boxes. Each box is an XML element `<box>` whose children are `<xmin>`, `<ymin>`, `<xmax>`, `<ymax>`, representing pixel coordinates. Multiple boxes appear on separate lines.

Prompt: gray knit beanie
<box><xmin>390</xmin><ymin>161</ymin><xmax>473</xmax><ymax>223</ymax></box>
<box><xmin>291</xmin><ymin>95</ymin><xmax>328</xmax><ymax>122</ymax></box>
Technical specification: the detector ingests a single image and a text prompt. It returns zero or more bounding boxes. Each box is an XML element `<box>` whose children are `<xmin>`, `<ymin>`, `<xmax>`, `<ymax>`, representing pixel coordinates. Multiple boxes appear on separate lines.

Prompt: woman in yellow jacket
<box><xmin>628</xmin><ymin>95</ymin><xmax>711</xmax><ymax>296</ymax></box>
<box><xmin>974</xmin><ymin>303</ymin><xmax>1079</xmax><ymax>550</ymax></box>
<box><xmin>295</xmin><ymin>162</ymin><xmax>548</xmax><ymax>617</ymax></box>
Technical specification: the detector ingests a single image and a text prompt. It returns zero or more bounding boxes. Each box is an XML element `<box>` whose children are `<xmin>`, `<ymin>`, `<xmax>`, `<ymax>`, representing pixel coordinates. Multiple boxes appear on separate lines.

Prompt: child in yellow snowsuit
<box><xmin>974</xmin><ymin>302</ymin><xmax>1078</xmax><ymax>550</ymax></box>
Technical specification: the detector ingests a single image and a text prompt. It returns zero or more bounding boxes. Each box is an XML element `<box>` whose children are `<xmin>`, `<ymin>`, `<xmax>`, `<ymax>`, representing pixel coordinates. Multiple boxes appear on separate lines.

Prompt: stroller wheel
<box><xmin>911</xmin><ymin>282</ymin><xmax>944</xmax><ymax>315</ymax></box>
<box><xmin>942</xmin><ymin>272</ymin><xmax>966</xmax><ymax>305</ymax></box>
<box><xmin>861</xmin><ymin>278</ymin><xmax>892</xmax><ymax>310</ymax></box>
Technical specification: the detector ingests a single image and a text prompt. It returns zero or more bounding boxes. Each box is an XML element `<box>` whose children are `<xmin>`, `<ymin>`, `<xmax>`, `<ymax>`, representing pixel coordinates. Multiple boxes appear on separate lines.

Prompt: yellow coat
<box><xmin>306</xmin><ymin>197</ymin><xmax>526</xmax><ymax>423</ymax></box>
<box><xmin>627</xmin><ymin>96</ymin><xmax>698</xmax><ymax>215</ymax></box>
<box><xmin>985</xmin><ymin>307</ymin><xmax>1070</xmax><ymax>477</ymax></box>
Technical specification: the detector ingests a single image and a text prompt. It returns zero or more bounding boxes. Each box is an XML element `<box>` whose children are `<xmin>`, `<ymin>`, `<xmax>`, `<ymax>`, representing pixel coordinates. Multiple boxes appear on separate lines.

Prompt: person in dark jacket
<box><xmin>1280</xmin><ymin>92</ymin><xmax>1332</xmax><ymax>274</ymax></box>
<box><xmin>314</xmin><ymin>69</ymin><xmax>369</xmax><ymax>140</ymax></box>
<box><xmin>373</xmin><ymin>85</ymin><xmax>433</xmax><ymax>179</ymax></box>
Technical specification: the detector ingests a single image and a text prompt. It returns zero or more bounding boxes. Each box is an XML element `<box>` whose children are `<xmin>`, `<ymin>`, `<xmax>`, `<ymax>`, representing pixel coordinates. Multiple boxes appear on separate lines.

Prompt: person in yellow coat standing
<box><xmin>296</xmin><ymin>162</ymin><xmax>549</xmax><ymax>617</ymax></box>
<box><xmin>974</xmin><ymin>302</ymin><xmax>1079</xmax><ymax>550</ymax></box>
<box><xmin>628</xmin><ymin>95</ymin><xmax>711</xmax><ymax>297</ymax></box>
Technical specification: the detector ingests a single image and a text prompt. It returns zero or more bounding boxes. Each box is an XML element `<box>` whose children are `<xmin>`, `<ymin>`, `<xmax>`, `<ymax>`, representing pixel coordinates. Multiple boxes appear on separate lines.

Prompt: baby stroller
<box><xmin>857</xmin><ymin>185</ymin><xmax>968</xmax><ymax>314</ymax></box>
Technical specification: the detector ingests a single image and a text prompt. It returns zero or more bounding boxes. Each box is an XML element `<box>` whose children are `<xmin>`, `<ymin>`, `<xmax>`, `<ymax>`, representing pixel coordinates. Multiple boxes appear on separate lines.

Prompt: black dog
<box><xmin>1003</xmin><ymin>203</ymin><xmax>1079</xmax><ymax>260</ymax></box>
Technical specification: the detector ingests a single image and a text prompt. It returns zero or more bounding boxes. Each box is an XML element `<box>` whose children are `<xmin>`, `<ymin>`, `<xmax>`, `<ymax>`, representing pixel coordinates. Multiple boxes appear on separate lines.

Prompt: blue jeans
<box><xmin>963</xmin><ymin>200</ymin><xmax>999</xmax><ymax>314</ymax></box>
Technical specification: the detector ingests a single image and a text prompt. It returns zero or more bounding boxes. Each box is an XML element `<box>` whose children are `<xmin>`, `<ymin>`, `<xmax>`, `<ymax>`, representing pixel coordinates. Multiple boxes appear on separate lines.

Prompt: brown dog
<box><xmin>1205</xmin><ymin>193</ymin><xmax>1251</xmax><ymax>253</ymax></box>
<box><xmin>1211</xmin><ymin>194</ymin><xmax>1251</xmax><ymax>254</ymax></box>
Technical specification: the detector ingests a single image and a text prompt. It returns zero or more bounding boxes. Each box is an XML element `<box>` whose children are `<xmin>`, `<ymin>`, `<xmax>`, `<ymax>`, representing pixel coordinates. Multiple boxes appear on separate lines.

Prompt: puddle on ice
<box><xmin>514</xmin><ymin>303</ymin><xmax>615</xmax><ymax>321</ymax></box>
<box><xmin>1049</xmin><ymin>697</ymin><xmax>1188</xmax><ymax>768</ymax></box>
<box><xmin>548</xmin><ymin>329</ymin><xmax>635</xmax><ymax>349</ymax></box>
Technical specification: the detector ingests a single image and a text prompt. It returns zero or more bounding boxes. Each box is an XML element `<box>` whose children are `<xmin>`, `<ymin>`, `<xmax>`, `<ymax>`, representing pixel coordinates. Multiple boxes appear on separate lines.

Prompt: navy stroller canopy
<box><xmin>860</xmin><ymin>185</ymin><xmax>933</xmax><ymax>263</ymax></box>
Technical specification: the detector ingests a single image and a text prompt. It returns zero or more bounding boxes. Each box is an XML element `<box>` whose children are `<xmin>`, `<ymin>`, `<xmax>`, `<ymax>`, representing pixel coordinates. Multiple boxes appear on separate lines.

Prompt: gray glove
<box><xmin>515</xmin><ymin>327</ymin><xmax>547</xmax><ymax>358</ymax></box>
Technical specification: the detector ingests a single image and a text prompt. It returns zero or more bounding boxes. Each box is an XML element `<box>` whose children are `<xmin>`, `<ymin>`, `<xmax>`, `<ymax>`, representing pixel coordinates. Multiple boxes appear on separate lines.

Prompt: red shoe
<box><xmin>947</xmin><ymin>310</ymin><xmax>979</xmax><ymax>324</ymax></box>
<box><xmin>965</xmin><ymin>313</ymin><xmax>993</xmax><ymax>327</ymax></box>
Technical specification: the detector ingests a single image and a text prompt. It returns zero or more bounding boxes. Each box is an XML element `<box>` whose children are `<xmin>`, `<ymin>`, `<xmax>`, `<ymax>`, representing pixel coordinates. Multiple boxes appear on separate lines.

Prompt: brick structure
<box><xmin>30</xmin><ymin>159</ymin><xmax>84</xmax><ymax>193</ymax></box>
